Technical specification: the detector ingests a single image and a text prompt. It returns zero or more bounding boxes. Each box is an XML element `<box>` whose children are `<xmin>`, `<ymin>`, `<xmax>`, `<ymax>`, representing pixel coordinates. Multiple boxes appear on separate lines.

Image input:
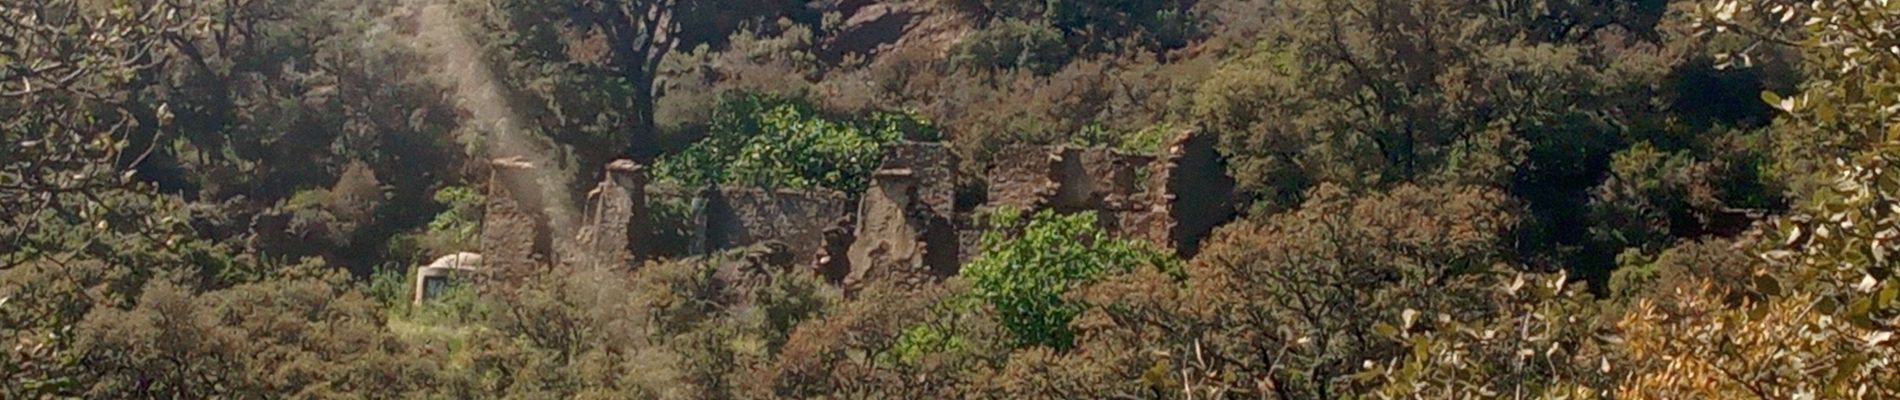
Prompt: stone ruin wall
<box><xmin>575</xmin><ymin>160</ymin><xmax>647</xmax><ymax>270</ymax></box>
<box><xmin>984</xmin><ymin>144</ymin><xmax>1165</xmax><ymax>245</ymax></box>
<box><xmin>842</xmin><ymin>142</ymin><xmax>961</xmax><ymax>290</ymax></box>
<box><xmin>478</xmin><ymin>166</ymin><xmax>551</xmax><ymax>285</ymax></box>
<box><xmin>978</xmin><ymin>131</ymin><xmax>1235</xmax><ymax>255</ymax></box>
<box><xmin>986</xmin><ymin>146</ymin><xmax>1060</xmax><ymax>211</ymax></box>
<box><xmin>476</xmin><ymin>130</ymin><xmax>1235</xmax><ymax>290</ymax></box>
<box><xmin>700</xmin><ymin>187</ymin><xmax>848</xmax><ymax>266</ymax></box>
<box><xmin>1153</xmin><ymin>131</ymin><xmax>1237</xmax><ymax>257</ymax></box>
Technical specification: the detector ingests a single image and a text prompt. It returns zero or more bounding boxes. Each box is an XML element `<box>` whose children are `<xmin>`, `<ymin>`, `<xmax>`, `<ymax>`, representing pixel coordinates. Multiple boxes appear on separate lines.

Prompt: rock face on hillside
<box><xmin>474</xmin><ymin>131</ymin><xmax>1237</xmax><ymax>291</ymax></box>
<box><xmin>818</xmin><ymin>1</ymin><xmax>970</xmax><ymax>65</ymax></box>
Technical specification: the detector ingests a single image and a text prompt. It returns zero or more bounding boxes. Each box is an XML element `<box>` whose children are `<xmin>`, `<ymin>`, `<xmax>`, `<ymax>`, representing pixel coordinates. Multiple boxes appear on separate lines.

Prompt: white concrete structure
<box><xmin>413</xmin><ymin>252</ymin><xmax>483</xmax><ymax>304</ymax></box>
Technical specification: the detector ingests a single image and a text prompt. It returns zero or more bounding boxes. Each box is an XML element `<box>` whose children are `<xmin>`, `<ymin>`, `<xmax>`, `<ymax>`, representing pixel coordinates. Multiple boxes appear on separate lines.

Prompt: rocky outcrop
<box><xmin>817</xmin><ymin>1</ymin><xmax>971</xmax><ymax>64</ymax></box>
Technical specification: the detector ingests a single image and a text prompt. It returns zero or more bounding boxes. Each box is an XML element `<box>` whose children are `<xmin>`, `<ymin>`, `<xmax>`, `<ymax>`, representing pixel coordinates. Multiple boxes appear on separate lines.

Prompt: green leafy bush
<box><xmin>420</xmin><ymin>186</ymin><xmax>485</xmax><ymax>255</ymax></box>
<box><xmin>949</xmin><ymin>18</ymin><xmax>1070</xmax><ymax>75</ymax></box>
<box><xmin>962</xmin><ymin>209</ymin><xmax>1176</xmax><ymax>349</ymax></box>
<box><xmin>953</xmin><ymin>0</ymin><xmax>1201</xmax><ymax>52</ymax></box>
<box><xmin>654</xmin><ymin>93</ymin><xmax>936</xmax><ymax>195</ymax></box>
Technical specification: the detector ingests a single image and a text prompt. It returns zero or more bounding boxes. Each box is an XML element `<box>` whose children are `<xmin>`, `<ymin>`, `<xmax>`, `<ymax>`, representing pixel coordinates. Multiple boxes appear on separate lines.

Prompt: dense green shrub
<box><xmin>962</xmin><ymin>209</ymin><xmax>1177</xmax><ymax>349</ymax></box>
<box><xmin>654</xmin><ymin>93</ymin><xmax>937</xmax><ymax>195</ymax></box>
<box><xmin>420</xmin><ymin>186</ymin><xmax>485</xmax><ymax>255</ymax></box>
<box><xmin>950</xmin><ymin>18</ymin><xmax>1071</xmax><ymax>75</ymax></box>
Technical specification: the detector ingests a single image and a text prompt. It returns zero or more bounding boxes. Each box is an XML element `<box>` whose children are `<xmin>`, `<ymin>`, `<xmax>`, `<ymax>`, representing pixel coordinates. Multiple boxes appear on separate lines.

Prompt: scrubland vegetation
<box><xmin>4</xmin><ymin>0</ymin><xmax>1900</xmax><ymax>398</ymax></box>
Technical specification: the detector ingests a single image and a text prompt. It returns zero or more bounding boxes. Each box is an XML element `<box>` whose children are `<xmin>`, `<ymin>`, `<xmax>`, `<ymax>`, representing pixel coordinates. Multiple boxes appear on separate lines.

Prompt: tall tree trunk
<box><xmin>627</xmin><ymin>71</ymin><xmax>661</xmax><ymax>163</ymax></box>
<box><xmin>595</xmin><ymin>0</ymin><xmax>677</xmax><ymax>164</ymax></box>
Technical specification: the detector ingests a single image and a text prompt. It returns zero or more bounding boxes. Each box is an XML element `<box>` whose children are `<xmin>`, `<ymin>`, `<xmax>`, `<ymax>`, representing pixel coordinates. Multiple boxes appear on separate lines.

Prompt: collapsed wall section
<box><xmin>979</xmin><ymin>135</ymin><xmax>1233</xmax><ymax>256</ymax></box>
<box><xmin>1052</xmin><ymin>147</ymin><xmax>1152</xmax><ymax>213</ymax></box>
<box><xmin>985</xmin><ymin>145</ymin><xmax>1159</xmax><ymax>238</ymax></box>
<box><xmin>986</xmin><ymin>146</ymin><xmax>1060</xmax><ymax>211</ymax></box>
<box><xmin>1152</xmin><ymin>131</ymin><xmax>1236</xmax><ymax>257</ymax></box>
<box><xmin>845</xmin><ymin>142</ymin><xmax>961</xmax><ymax>289</ymax></box>
<box><xmin>469</xmin><ymin>132</ymin><xmax>1236</xmax><ymax>292</ymax></box>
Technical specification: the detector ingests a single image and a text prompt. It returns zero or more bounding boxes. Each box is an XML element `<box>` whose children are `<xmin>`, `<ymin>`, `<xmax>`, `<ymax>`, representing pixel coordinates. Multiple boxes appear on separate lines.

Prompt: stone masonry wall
<box><xmin>845</xmin><ymin>142</ymin><xmax>961</xmax><ymax>290</ymax></box>
<box><xmin>701</xmin><ymin>187</ymin><xmax>848</xmax><ymax>266</ymax></box>
<box><xmin>575</xmin><ymin>160</ymin><xmax>647</xmax><ymax>270</ymax></box>
<box><xmin>480</xmin><ymin>166</ymin><xmax>548</xmax><ymax>284</ymax></box>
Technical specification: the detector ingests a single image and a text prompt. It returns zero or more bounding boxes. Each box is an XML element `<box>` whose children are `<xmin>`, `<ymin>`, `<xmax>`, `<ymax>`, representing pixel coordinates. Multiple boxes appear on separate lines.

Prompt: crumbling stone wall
<box><xmin>846</xmin><ymin>142</ymin><xmax>961</xmax><ymax>289</ymax></box>
<box><xmin>712</xmin><ymin>242</ymin><xmax>798</xmax><ymax>307</ymax></box>
<box><xmin>954</xmin><ymin>212</ymin><xmax>988</xmax><ymax>264</ymax></box>
<box><xmin>576</xmin><ymin>160</ymin><xmax>647</xmax><ymax>270</ymax></box>
<box><xmin>986</xmin><ymin>145</ymin><xmax>1156</xmax><ymax>235</ymax></box>
<box><xmin>701</xmin><ymin>187</ymin><xmax>848</xmax><ymax>265</ymax></box>
<box><xmin>1152</xmin><ymin>131</ymin><xmax>1236</xmax><ymax>257</ymax></box>
<box><xmin>986</xmin><ymin>146</ymin><xmax>1059</xmax><ymax>211</ymax></box>
<box><xmin>990</xmin><ymin>146</ymin><xmax>1150</xmax><ymax>214</ymax></box>
<box><xmin>480</xmin><ymin>167</ymin><xmax>549</xmax><ymax>284</ymax></box>
<box><xmin>472</xmin><ymin>133</ymin><xmax>1235</xmax><ymax>293</ymax></box>
<box><xmin>1052</xmin><ymin>148</ymin><xmax>1151</xmax><ymax>213</ymax></box>
<box><xmin>978</xmin><ymin>136</ymin><xmax>1232</xmax><ymax>256</ymax></box>
<box><xmin>886</xmin><ymin>142</ymin><xmax>958</xmax><ymax>216</ymax></box>
<box><xmin>816</xmin><ymin>215</ymin><xmax>855</xmax><ymax>283</ymax></box>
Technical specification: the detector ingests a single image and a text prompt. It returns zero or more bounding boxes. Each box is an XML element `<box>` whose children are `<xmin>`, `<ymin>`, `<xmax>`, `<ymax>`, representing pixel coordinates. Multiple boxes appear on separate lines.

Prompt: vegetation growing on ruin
<box><xmin>653</xmin><ymin>93</ymin><xmax>936</xmax><ymax>195</ymax></box>
<box><xmin>4</xmin><ymin>0</ymin><xmax>1899</xmax><ymax>397</ymax></box>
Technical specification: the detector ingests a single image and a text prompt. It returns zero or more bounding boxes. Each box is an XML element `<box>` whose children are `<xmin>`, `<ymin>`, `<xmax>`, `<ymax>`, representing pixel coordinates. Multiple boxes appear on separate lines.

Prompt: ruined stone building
<box><xmin>977</xmin><ymin>130</ymin><xmax>1235</xmax><ymax>256</ymax></box>
<box><xmin>478</xmin><ymin>158</ymin><xmax>552</xmax><ymax>285</ymax></box>
<box><xmin>817</xmin><ymin>131</ymin><xmax>1234</xmax><ymax>291</ymax></box>
<box><xmin>575</xmin><ymin>160</ymin><xmax>646</xmax><ymax>270</ymax></box>
<box><xmin>837</xmin><ymin>142</ymin><xmax>961</xmax><ymax>289</ymax></box>
<box><xmin>478</xmin><ymin>157</ymin><xmax>851</xmax><ymax>273</ymax></box>
<box><xmin>472</xmin><ymin>130</ymin><xmax>1236</xmax><ymax>292</ymax></box>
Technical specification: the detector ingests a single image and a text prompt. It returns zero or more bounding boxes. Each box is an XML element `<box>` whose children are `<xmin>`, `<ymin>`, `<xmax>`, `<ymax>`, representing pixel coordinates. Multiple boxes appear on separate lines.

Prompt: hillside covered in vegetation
<box><xmin>4</xmin><ymin>0</ymin><xmax>1899</xmax><ymax>397</ymax></box>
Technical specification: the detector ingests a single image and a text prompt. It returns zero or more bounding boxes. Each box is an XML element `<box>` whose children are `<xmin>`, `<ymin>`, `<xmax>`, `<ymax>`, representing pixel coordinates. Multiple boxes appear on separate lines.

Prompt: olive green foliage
<box><xmin>74</xmin><ymin>268</ymin><xmax>436</xmax><ymax>398</ymax></box>
<box><xmin>1006</xmin><ymin>184</ymin><xmax>1525</xmax><ymax>398</ymax></box>
<box><xmin>478</xmin><ymin>0</ymin><xmax>789</xmax><ymax>163</ymax></box>
<box><xmin>1184</xmin><ymin>0</ymin><xmax>1785</xmax><ymax>278</ymax></box>
<box><xmin>420</xmin><ymin>185</ymin><xmax>485</xmax><ymax>254</ymax></box>
<box><xmin>963</xmin><ymin>209</ymin><xmax>1178</xmax><ymax>349</ymax></box>
<box><xmin>1608</xmin><ymin>238</ymin><xmax>1762</xmax><ymax>301</ymax></box>
<box><xmin>654</xmin><ymin>92</ymin><xmax>936</xmax><ymax>194</ymax></box>
<box><xmin>11</xmin><ymin>0</ymin><xmax>1900</xmax><ymax>397</ymax></box>
<box><xmin>953</xmin><ymin>0</ymin><xmax>1202</xmax><ymax>52</ymax></box>
<box><xmin>950</xmin><ymin>18</ymin><xmax>1071</xmax><ymax>75</ymax></box>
